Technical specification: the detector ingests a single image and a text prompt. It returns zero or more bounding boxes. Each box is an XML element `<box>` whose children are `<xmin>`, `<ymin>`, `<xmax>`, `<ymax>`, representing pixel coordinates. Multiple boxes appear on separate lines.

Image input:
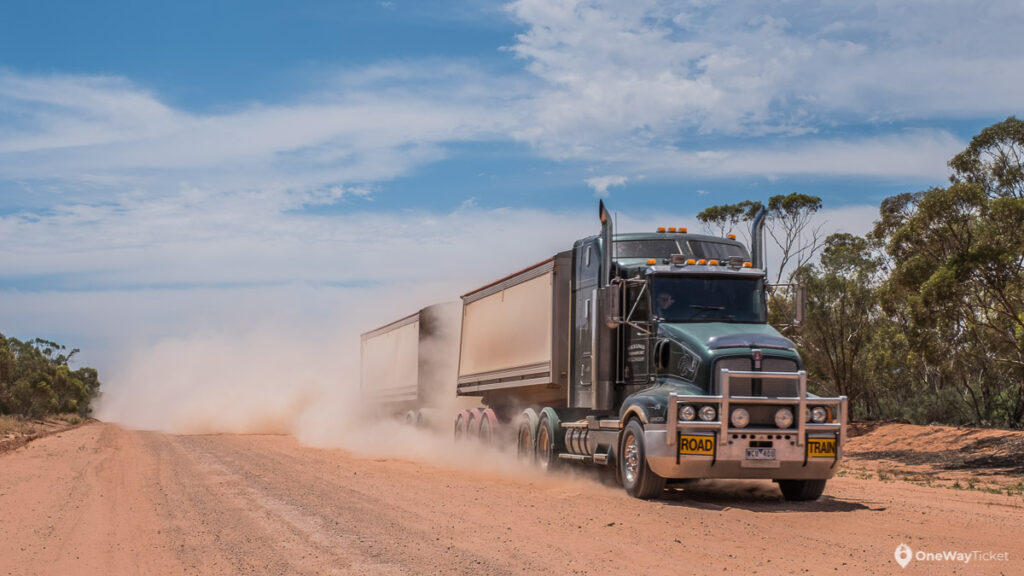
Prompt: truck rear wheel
<box><xmin>778</xmin><ymin>479</ymin><xmax>827</xmax><ymax>501</ymax></box>
<box><xmin>536</xmin><ymin>407</ymin><xmax>566</xmax><ymax>470</ymax></box>
<box><xmin>516</xmin><ymin>408</ymin><xmax>540</xmax><ymax>461</ymax></box>
<box><xmin>620</xmin><ymin>420</ymin><xmax>666</xmax><ymax>499</ymax></box>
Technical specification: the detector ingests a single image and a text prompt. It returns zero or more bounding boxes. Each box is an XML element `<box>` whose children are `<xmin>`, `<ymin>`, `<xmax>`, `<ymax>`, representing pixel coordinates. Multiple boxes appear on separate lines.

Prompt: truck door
<box><xmin>624</xmin><ymin>282</ymin><xmax>651</xmax><ymax>387</ymax></box>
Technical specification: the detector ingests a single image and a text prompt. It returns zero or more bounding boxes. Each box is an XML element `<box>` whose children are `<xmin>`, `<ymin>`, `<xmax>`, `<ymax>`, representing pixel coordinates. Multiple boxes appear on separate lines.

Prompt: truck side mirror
<box><xmin>794</xmin><ymin>284</ymin><xmax>807</xmax><ymax>326</ymax></box>
<box><xmin>601</xmin><ymin>283</ymin><xmax>621</xmax><ymax>328</ymax></box>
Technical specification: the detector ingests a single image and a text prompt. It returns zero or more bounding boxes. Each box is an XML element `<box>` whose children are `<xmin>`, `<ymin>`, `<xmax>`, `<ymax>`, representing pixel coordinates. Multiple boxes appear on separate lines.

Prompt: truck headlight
<box><xmin>679</xmin><ymin>405</ymin><xmax>696</xmax><ymax>421</ymax></box>
<box><xmin>810</xmin><ymin>406</ymin><xmax>828</xmax><ymax>423</ymax></box>
<box><xmin>698</xmin><ymin>405</ymin><xmax>717</xmax><ymax>422</ymax></box>
<box><xmin>774</xmin><ymin>407</ymin><xmax>794</xmax><ymax>429</ymax></box>
<box><xmin>730</xmin><ymin>408</ymin><xmax>750</xmax><ymax>428</ymax></box>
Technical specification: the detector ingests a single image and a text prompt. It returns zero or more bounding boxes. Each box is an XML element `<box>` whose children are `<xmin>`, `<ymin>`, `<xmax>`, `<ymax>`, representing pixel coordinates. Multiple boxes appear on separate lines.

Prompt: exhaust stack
<box><xmin>750</xmin><ymin>207</ymin><xmax>767</xmax><ymax>271</ymax></box>
<box><xmin>599</xmin><ymin>200</ymin><xmax>613</xmax><ymax>287</ymax></box>
<box><xmin>594</xmin><ymin>200</ymin><xmax>616</xmax><ymax>412</ymax></box>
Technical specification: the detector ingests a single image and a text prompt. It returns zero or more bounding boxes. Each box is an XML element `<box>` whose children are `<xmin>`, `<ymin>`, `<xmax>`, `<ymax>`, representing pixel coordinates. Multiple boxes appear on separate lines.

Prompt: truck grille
<box><xmin>714</xmin><ymin>356</ymin><xmax>799</xmax><ymax>397</ymax></box>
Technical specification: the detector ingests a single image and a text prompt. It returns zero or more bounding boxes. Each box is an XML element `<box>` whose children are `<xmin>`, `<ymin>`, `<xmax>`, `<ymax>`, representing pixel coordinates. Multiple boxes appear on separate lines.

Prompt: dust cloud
<box><xmin>92</xmin><ymin>283</ymin><xmax>545</xmax><ymax>479</ymax></box>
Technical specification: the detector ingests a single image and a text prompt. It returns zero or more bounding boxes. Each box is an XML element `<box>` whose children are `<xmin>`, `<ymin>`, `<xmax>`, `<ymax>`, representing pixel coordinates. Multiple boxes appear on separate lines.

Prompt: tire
<box><xmin>467</xmin><ymin>408</ymin><xmax>482</xmax><ymax>439</ymax></box>
<box><xmin>478</xmin><ymin>408</ymin><xmax>498</xmax><ymax>444</ymax></box>
<box><xmin>778</xmin><ymin>479</ymin><xmax>827</xmax><ymax>501</ymax></box>
<box><xmin>404</xmin><ymin>410</ymin><xmax>421</xmax><ymax>427</ymax></box>
<box><xmin>516</xmin><ymin>408</ymin><xmax>540</xmax><ymax>461</ymax></box>
<box><xmin>536</xmin><ymin>408</ymin><xmax>563</xmax><ymax>470</ymax></box>
<box><xmin>619</xmin><ymin>419</ymin><xmax>666</xmax><ymax>499</ymax></box>
<box><xmin>454</xmin><ymin>410</ymin><xmax>469</xmax><ymax>440</ymax></box>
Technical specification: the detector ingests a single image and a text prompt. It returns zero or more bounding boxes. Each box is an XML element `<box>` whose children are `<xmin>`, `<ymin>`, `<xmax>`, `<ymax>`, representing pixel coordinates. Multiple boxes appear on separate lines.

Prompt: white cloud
<box><xmin>2</xmin><ymin>0</ymin><xmax>1012</xmax><ymax>200</ymax></box>
<box><xmin>585</xmin><ymin>174</ymin><xmax>627</xmax><ymax>197</ymax></box>
<box><xmin>0</xmin><ymin>68</ymin><xmax>520</xmax><ymax>196</ymax></box>
<box><xmin>637</xmin><ymin>129</ymin><xmax>963</xmax><ymax>180</ymax></box>
<box><xmin>506</xmin><ymin>0</ymin><xmax>1024</xmax><ymax>153</ymax></box>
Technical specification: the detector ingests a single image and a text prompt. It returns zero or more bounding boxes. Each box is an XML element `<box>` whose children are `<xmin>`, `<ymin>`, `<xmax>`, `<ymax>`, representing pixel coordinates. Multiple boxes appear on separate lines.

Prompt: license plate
<box><xmin>745</xmin><ymin>447</ymin><xmax>776</xmax><ymax>460</ymax></box>
<box><xmin>678</xmin><ymin>434</ymin><xmax>715</xmax><ymax>456</ymax></box>
<box><xmin>807</xmin><ymin>438</ymin><xmax>837</xmax><ymax>458</ymax></box>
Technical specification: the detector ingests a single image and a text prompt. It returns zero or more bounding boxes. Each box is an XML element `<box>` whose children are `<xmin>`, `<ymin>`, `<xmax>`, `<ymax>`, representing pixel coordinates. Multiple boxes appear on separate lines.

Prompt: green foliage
<box><xmin>795</xmin><ymin>233</ymin><xmax>880</xmax><ymax>419</ymax></box>
<box><xmin>949</xmin><ymin>116</ymin><xmax>1024</xmax><ymax>199</ymax></box>
<box><xmin>0</xmin><ymin>333</ymin><xmax>101</xmax><ymax>418</ymax></box>
<box><xmin>696</xmin><ymin>200</ymin><xmax>763</xmax><ymax>237</ymax></box>
<box><xmin>794</xmin><ymin>119</ymin><xmax>1024</xmax><ymax>429</ymax></box>
<box><xmin>698</xmin><ymin>193</ymin><xmax>824</xmax><ymax>283</ymax></box>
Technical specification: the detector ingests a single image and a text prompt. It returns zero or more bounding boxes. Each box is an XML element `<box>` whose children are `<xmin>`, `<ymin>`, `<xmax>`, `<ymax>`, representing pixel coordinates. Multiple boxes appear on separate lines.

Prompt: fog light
<box><xmin>730</xmin><ymin>408</ymin><xmax>750</xmax><ymax>428</ymax></box>
<box><xmin>774</xmin><ymin>407</ymin><xmax>794</xmax><ymax>429</ymax></box>
<box><xmin>810</xmin><ymin>406</ymin><xmax>827</xmax><ymax>423</ymax></box>
<box><xmin>679</xmin><ymin>405</ymin><xmax>696</xmax><ymax>421</ymax></box>
<box><xmin>698</xmin><ymin>405</ymin><xmax>717</xmax><ymax>422</ymax></box>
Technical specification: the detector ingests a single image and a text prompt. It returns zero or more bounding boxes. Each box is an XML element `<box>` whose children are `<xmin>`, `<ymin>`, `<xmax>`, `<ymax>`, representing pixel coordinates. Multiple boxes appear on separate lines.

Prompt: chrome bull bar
<box><xmin>667</xmin><ymin>369</ymin><xmax>847</xmax><ymax>457</ymax></box>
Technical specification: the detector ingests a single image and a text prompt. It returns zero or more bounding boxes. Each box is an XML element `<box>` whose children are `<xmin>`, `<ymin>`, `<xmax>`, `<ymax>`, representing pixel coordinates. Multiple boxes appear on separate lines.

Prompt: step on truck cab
<box><xmin>455</xmin><ymin>201</ymin><xmax>847</xmax><ymax>501</ymax></box>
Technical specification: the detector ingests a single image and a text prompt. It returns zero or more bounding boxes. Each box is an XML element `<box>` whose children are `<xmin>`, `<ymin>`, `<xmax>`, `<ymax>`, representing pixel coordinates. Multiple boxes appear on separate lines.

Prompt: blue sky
<box><xmin>0</xmin><ymin>0</ymin><xmax>1021</xmax><ymax>378</ymax></box>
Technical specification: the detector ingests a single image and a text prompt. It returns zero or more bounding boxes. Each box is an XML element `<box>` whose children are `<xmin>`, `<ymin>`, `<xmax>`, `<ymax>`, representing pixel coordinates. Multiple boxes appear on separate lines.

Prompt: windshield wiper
<box><xmin>690</xmin><ymin>304</ymin><xmax>725</xmax><ymax>310</ymax></box>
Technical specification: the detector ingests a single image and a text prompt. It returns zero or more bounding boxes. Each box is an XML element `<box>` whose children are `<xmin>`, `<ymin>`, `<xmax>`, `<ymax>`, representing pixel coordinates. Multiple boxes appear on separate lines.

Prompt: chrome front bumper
<box><xmin>650</xmin><ymin>369</ymin><xmax>848</xmax><ymax>480</ymax></box>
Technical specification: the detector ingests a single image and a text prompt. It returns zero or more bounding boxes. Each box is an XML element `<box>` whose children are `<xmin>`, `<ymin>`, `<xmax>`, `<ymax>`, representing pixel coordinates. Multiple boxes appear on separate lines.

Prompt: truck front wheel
<box><xmin>620</xmin><ymin>420</ymin><xmax>666</xmax><ymax>499</ymax></box>
<box><xmin>778</xmin><ymin>479</ymin><xmax>827</xmax><ymax>501</ymax></box>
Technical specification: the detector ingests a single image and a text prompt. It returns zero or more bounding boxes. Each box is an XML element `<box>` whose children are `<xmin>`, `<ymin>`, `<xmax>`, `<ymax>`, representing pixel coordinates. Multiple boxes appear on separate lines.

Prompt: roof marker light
<box><xmin>668</xmin><ymin>227</ymin><xmax>677</xmax><ymax>232</ymax></box>
<box><xmin>697</xmin><ymin>259</ymin><xmax>707</xmax><ymax>265</ymax></box>
<box><xmin>680</xmin><ymin>227</ymin><xmax>687</xmax><ymax>233</ymax></box>
<box><xmin>743</xmin><ymin>262</ymin><xmax>753</xmax><ymax>268</ymax></box>
<box><xmin>728</xmin><ymin>234</ymin><xmax>736</xmax><ymax>240</ymax></box>
<box><xmin>647</xmin><ymin>259</ymin><xmax>657</xmax><ymax>265</ymax></box>
<box><xmin>686</xmin><ymin>258</ymin><xmax>696</xmax><ymax>265</ymax></box>
<box><xmin>657</xmin><ymin>227</ymin><xmax>666</xmax><ymax>233</ymax></box>
<box><xmin>709</xmin><ymin>259</ymin><xmax>719</xmax><ymax>266</ymax></box>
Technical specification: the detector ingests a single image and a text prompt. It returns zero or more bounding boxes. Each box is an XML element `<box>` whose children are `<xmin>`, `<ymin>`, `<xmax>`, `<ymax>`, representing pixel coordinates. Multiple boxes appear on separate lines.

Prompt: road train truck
<box><xmin>453</xmin><ymin>202</ymin><xmax>847</xmax><ymax>500</ymax></box>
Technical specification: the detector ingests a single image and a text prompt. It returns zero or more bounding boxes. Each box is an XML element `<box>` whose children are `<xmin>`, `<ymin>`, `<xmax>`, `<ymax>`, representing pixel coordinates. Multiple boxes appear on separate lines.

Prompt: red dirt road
<box><xmin>1</xmin><ymin>422</ymin><xmax>1020</xmax><ymax>575</ymax></box>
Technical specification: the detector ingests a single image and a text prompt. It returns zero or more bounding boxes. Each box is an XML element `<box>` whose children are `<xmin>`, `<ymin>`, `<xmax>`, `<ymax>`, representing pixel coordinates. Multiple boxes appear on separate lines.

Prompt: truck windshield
<box><xmin>614</xmin><ymin>239</ymin><xmax>682</xmax><ymax>259</ymax></box>
<box><xmin>650</xmin><ymin>276</ymin><xmax>766</xmax><ymax>323</ymax></box>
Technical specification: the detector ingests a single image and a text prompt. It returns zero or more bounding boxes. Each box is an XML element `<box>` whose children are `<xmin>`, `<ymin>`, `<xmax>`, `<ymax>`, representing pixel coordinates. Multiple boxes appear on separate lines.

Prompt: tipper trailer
<box><xmin>360</xmin><ymin>302</ymin><xmax>461</xmax><ymax>428</ymax></box>
<box><xmin>452</xmin><ymin>202</ymin><xmax>847</xmax><ymax>500</ymax></box>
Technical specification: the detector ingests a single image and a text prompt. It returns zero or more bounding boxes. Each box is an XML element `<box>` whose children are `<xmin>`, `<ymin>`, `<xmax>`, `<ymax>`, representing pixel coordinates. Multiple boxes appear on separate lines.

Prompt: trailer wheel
<box><xmin>454</xmin><ymin>410</ymin><xmax>470</xmax><ymax>440</ymax></box>
<box><xmin>620</xmin><ymin>419</ymin><xmax>666</xmax><ymax>499</ymax></box>
<box><xmin>516</xmin><ymin>408</ymin><xmax>540</xmax><ymax>461</ymax></box>
<box><xmin>467</xmin><ymin>408</ymin><xmax>483</xmax><ymax>439</ymax></box>
<box><xmin>778</xmin><ymin>479</ymin><xmax>827</xmax><ymax>501</ymax></box>
<box><xmin>478</xmin><ymin>409</ymin><xmax>498</xmax><ymax>444</ymax></box>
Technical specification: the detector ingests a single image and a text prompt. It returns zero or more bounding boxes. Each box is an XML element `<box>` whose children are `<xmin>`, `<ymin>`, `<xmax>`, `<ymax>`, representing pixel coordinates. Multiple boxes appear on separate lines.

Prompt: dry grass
<box><xmin>53</xmin><ymin>413</ymin><xmax>83</xmax><ymax>425</ymax></box>
<box><xmin>0</xmin><ymin>413</ymin><xmax>82</xmax><ymax>437</ymax></box>
<box><xmin>0</xmin><ymin>415</ymin><xmax>35</xmax><ymax>436</ymax></box>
